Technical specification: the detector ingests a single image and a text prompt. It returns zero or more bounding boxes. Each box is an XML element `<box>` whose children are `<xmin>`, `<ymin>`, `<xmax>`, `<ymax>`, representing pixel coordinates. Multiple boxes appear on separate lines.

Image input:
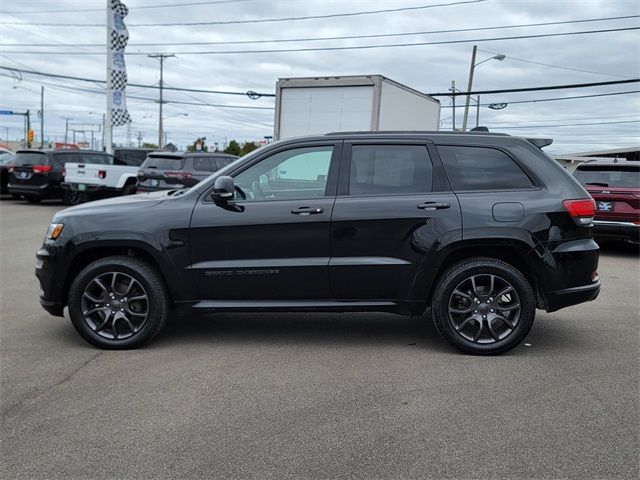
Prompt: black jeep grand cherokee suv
<box><xmin>36</xmin><ymin>132</ymin><xmax>600</xmax><ymax>354</ymax></box>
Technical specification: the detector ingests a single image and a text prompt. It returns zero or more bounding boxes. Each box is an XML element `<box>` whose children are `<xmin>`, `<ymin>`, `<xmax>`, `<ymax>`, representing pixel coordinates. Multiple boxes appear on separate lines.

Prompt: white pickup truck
<box><xmin>61</xmin><ymin>148</ymin><xmax>152</xmax><ymax>204</ymax></box>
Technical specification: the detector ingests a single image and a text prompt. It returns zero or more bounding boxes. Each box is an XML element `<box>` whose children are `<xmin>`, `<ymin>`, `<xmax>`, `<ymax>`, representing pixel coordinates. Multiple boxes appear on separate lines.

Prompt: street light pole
<box><xmin>462</xmin><ymin>46</ymin><xmax>505</xmax><ymax>131</ymax></box>
<box><xmin>462</xmin><ymin>45</ymin><xmax>477</xmax><ymax>132</ymax></box>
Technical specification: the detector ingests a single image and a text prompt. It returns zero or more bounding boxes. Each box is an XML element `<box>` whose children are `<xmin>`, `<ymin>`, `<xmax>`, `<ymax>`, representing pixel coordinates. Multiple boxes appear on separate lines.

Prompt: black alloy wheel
<box><xmin>432</xmin><ymin>257</ymin><xmax>535</xmax><ymax>355</ymax></box>
<box><xmin>68</xmin><ymin>256</ymin><xmax>169</xmax><ymax>349</ymax></box>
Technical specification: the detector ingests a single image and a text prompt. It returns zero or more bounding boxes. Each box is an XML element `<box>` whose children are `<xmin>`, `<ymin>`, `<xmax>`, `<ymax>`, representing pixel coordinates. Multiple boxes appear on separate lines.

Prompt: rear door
<box><xmin>330</xmin><ymin>141</ymin><xmax>461</xmax><ymax>300</ymax></box>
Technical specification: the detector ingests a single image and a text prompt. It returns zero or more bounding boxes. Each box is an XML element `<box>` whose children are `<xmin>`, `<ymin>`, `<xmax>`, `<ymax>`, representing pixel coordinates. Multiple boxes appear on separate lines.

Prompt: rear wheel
<box><xmin>68</xmin><ymin>256</ymin><xmax>170</xmax><ymax>349</ymax></box>
<box><xmin>121</xmin><ymin>182</ymin><xmax>137</xmax><ymax>196</ymax></box>
<box><xmin>432</xmin><ymin>257</ymin><xmax>535</xmax><ymax>355</ymax></box>
<box><xmin>62</xmin><ymin>190</ymin><xmax>87</xmax><ymax>205</ymax></box>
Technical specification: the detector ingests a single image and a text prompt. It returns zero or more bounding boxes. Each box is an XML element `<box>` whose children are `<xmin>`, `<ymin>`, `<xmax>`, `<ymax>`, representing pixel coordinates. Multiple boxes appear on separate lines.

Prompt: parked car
<box><xmin>9</xmin><ymin>150</ymin><xmax>113</xmax><ymax>204</ymax></box>
<box><xmin>36</xmin><ymin>131</ymin><xmax>600</xmax><ymax>354</ymax></box>
<box><xmin>573</xmin><ymin>159</ymin><xmax>640</xmax><ymax>244</ymax></box>
<box><xmin>0</xmin><ymin>151</ymin><xmax>15</xmax><ymax>195</ymax></box>
<box><xmin>137</xmin><ymin>151</ymin><xmax>238</xmax><ymax>192</ymax></box>
<box><xmin>113</xmin><ymin>148</ymin><xmax>154</xmax><ymax>167</ymax></box>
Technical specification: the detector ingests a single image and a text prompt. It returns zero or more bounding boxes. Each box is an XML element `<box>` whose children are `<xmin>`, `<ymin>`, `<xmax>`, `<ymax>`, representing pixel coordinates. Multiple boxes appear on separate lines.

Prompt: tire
<box><xmin>62</xmin><ymin>190</ymin><xmax>87</xmax><ymax>206</ymax></box>
<box><xmin>68</xmin><ymin>256</ymin><xmax>170</xmax><ymax>349</ymax></box>
<box><xmin>121</xmin><ymin>182</ymin><xmax>137</xmax><ymax>196</ymax></box>
<box><xmin>432</xmin><ymin>257</ymin><xmax>536</xmax><ymax>355</ymax></box>
<box><xmin>26</xmin><ymin>196</ymin><xmax>41</xmax><ymax>204</ymax></box>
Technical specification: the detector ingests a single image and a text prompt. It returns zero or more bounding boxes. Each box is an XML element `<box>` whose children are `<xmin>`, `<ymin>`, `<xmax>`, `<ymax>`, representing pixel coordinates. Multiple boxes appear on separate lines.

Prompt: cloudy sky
<box><xmin>0</xmin><ymin>0</ymin><xmax>638</xmax><ymax>154</ymax></box>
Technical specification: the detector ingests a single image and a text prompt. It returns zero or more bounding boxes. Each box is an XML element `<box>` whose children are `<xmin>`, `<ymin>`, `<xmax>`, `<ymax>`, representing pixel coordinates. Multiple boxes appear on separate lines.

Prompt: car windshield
<box><xmin>142</xmin><ymin>155</ymin><xmax>186</xmax><ymax>170</ymax></box>
<box><xmin>13</xmin><ymin>152</ymin><xmax>48</xmax><ymax>166</ymax></box>
<box><xmin>574</xmin><ymin>166</ymin><xmax>640</xmax><ymax>188</ymax></box>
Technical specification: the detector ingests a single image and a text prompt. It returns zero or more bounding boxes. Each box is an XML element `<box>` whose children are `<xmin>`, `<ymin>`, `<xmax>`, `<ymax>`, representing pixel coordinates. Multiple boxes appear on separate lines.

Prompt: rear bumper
<box><xmin>546</xmin><ymin>280</ymin><xmax>601</xmax><ymax>312</ymax></box>
<box><xmin>593</xmin><ymin>220</ymin><xmax>639</xmax><ymax>243</ymax></box>
<box><xmin>61</xmin><ymin>182</ymin><xmax>122</xmax><ymax>197</ymax></box>
<box><xmin>8</xmin><ymin>183</ymin><xmax>59</xmax><ymax>199</ymax></box>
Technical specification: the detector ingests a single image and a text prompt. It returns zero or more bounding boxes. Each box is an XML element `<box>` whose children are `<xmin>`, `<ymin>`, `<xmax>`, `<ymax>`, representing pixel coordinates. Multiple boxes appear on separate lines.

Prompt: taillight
<box><xmin>62</xmin><ymin>168</ymin><xmax>66</xmax><ymax>176</ymax></box>
<box><xmin>98</xmin><ymin>170</ymin><xmax>107</xmax><ymax>179</ymax></box>
<box><xmin>32</xmin><ymin>165</ymin><xmax>53</xmax><ymax>173</ymax></box>
<box><xmin>563</xmin><ymin>198</ymin><xmax>596</xmax><ymax>225</ymax></box>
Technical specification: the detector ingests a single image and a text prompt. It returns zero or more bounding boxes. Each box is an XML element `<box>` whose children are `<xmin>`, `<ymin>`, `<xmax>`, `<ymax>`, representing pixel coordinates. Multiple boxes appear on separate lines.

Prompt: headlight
<box><xmin>47</xmin><ymin>223</ymin><xmax>64</xmax><ymax>240</ymax></box>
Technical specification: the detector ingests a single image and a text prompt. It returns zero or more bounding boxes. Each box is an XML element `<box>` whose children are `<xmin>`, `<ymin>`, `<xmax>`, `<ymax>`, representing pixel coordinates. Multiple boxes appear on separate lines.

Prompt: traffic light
<box><xmin>27</xmin><ymin>129</ymin><xmax>34</xmax><ymax>144</ymax></box>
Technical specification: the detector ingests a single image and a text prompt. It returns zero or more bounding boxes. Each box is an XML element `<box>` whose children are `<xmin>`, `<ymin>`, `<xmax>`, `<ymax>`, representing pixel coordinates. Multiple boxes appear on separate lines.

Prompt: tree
<box><xmin>240</xmin><ymin>141</ymin><xmax>259</xmax><ymax>156</ymax></box>
<box><xmin>224</xmin><ymin>140</ymin><xmax>241</xmax><ymax>156</ymax></box>
<box><xmin>142</xmin><ymin>142</ymin><xmax>158</xmax><ymax>149</ymax></box>
<box><xmin>187</xmin><ymin>138</ymin><xmax>208</xmax><ymax>152</ymax></box>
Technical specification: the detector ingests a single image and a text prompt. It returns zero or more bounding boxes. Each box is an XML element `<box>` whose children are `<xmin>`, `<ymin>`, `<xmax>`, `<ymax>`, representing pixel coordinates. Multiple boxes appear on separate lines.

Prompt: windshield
<box><xmin>574</xmin><ymin>166</ymin><xmax>640</xmax><ymax>188</ymax></box>
<box><xmin>13</xmin><ymin>152</ymin><xmax>48</xmax><ymax>166</ymax></box>
<box><xmin>142</xmin><ymin>155</ymin><xmax>186</xmax><ymax>170</ymax></box>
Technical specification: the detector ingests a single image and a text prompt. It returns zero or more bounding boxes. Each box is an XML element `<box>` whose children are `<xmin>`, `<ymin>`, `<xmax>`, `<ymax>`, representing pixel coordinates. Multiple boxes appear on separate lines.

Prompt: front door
<box><xmin>330</xmin><ymin>141</ymin><xmax>461</xmax><ymax>300</ymax></box>
<box><xmin>189</xmin><ymin>142</ymin><xmax>341</xmax><ymax>300</ymax></box>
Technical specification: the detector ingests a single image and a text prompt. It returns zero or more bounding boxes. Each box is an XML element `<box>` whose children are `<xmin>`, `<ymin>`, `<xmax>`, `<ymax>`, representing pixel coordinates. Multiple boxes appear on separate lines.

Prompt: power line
<box><xmin>5</xmin><ymin>27</ymin><xmax>636</xmax><ymax>55</ymax></box>
<box><xmin>468</xmin><ymin>89</ymin><xmax>640</xmax><ymax>106</ymax></box>
<box><xmin>0</xmin><ymin>66</ymin><xmax>276</xmax><ymax>97</ymax></box>
<box><xmin>478</xmin><ymin>48</ymin><xmax>636</xmax><ymax>79</ymax></box>
<box><xmin>431</xmin><ymin>78</ymin><xmax>640</xmax><ymax>96</ymax></box>
<box><xmin>0</xmin><ymin>0</ymin><xmax>487</xmax><ymax>27</ymax></box>
<box><xmin>3</xmin><ymin>15</ymin><xmax>637</xmax><ymax>47</ymax></box>
<box><xmin>2</xmin><ymin>0</ymin><xmax>256</xmax><ymax>15</ymax></box>
<box><xmin>490</xmin><ymin>120</ymin><xmax>640</xmax><ymax>128</ymax></box>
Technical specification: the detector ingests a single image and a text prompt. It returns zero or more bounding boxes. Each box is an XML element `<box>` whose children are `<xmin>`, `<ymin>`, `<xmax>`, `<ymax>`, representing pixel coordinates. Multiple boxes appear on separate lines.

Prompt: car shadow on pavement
<box><xmin>598</xmin><ymin>240</ymin><xmax>639</xmax><ymax>258</ymax></box>
<box><xmin>152</xmin><ymin>311</ymin><xmax>454</xmax><ymax>353</ymax></box>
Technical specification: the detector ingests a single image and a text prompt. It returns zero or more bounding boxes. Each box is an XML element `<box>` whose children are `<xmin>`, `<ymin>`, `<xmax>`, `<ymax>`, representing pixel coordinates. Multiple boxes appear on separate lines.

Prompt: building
<box><xmin>555</xmin><ymin>146</ymin><xmax>639</xmax><ymax>171</ymax></box>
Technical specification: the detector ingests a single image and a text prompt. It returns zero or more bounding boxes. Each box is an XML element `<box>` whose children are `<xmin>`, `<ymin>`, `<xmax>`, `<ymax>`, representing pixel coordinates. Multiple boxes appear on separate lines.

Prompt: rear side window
<box><xmin>348</xmin><ymin>145</ymin><xmax>433</xmax><ymax>196</ymax></box>
<box><xmin>438</xmin><ymin>146</ymin><xmax>534</xmax><ymax>191</ymax></box>
<box><xmin>115</xmin><ymin>150</ymin><xmax>149</xmax><ymax>166</ymax></box>
<box><xmin>193</xmin><ymin>157</ymin><xmax>214</xmax><ymax>172</ymax></box>
<box><xmin>214</xmin><ymin>156</ymin><xmax>235</xmax><ymax>170</ymax></box>
<box><xmin>142</xmin><ymin>155</ymin><xmax>186</xmax><ymax>170</ymax></box>
<box><xmin>13</xmin><ymin>152</ymin><xmax>49</xmax><ymax>166</ymax></box>
<box><xmin>574</xmin><ymin>166</ymin><xmax>640</xmax><ymax>188</ymax></box>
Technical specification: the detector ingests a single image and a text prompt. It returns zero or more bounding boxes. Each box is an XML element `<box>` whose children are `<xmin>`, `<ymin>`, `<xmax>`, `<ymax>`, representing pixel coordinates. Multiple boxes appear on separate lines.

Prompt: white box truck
<box><xmin>273</xmin><ymin>75</ymin><xmax>441</xmax><ymax>140</ymax></box>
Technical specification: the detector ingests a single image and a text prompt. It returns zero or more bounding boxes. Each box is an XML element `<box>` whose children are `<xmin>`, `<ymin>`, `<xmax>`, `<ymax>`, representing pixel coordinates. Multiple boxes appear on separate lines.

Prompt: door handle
<box><xmin>417</xmin><ymin>202</ymin><xmax>450</xmax><ymax>211</ymax></box>
<box><xmin>291</xmin><ymin>207</ymin><xmax>324</xmax><ymax>216</ymax></box>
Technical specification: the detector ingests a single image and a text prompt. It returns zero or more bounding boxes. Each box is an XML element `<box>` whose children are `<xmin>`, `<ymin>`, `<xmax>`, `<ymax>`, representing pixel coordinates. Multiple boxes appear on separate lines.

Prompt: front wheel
<box><xmin>432</xmin><ymin>258</ymin><xmax>536</xmax><ymax>355</ymax></box>
<box><xmin>26</xmin><ymin>196</ymin><xmax>41</xmax><ymax>204</ymax></box>
<box><xmin>68</xmin><ymin>256</ymin><xmax>170</xmax><ymax>349</ymax></box>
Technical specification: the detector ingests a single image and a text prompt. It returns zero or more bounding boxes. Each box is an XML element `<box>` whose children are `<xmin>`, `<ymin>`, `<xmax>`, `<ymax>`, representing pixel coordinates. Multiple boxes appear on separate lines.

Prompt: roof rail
<box><xmin>324</xmin><ymin>130</ymin><xmax>509</xmax><ymax>136</ymax></box>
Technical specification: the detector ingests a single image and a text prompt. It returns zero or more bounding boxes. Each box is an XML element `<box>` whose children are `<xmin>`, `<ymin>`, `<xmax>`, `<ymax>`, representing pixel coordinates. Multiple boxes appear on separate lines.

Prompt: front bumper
<box><xmin>593</xmin><ymin>220</ymin><xmax>639</xmax><ymax>244</ymax></box>
<box><xmin>36</xmin><ymin>247</ymin><xmax>65</xmax><ymax>317</ymax></box>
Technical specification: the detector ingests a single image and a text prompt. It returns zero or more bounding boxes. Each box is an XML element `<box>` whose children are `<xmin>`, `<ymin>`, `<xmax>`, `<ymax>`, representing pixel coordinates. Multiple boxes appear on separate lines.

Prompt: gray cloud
<box><xmin>1</xmin><ymin>0</ymin><xmax>638</xmax><ymax>153</ymax></box>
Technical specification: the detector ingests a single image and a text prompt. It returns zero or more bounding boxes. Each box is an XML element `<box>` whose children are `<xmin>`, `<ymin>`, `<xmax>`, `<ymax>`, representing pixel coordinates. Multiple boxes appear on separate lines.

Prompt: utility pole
<box><xmin>462</xmin><ymin>45</ymin><xmax>477</xmax><ymax>132</ymax></box>
<box><xmin>476</xmin><ymin>95</ymin><xmax>480</xmax><ymax>128</ymax></box>
<box><xmin>65</xmin><ymin>118</ymin><xmax>69</xmax><ymax>145</ymax></box>
<box><xmin>40</xmin><ymin>86</ymin><xmax>44</xmax><ymax>148</ymax></box>
<box><xmin>26</xmin><ymin>109</ymin><xmax>31</xmax><ymax>148</ymax></box>
<box><xmin>136</xmin><ymin>131</ymin><xmax>144</xmax><ymax>147</ymax></box>
<box><xmin>449</xmin><ymin>80</ymin><xmax>456</xmax><ymax>131</ymax></box>
<box><xmin>148</xmin><ymin>53</ymin><xmax>175</xmax><ymax>149</ymax></box>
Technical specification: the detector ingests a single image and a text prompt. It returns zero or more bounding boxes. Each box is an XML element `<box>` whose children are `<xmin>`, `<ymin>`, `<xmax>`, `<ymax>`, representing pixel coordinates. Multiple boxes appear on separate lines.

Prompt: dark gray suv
<box><xmin>36</xmin><ymin>131</ymin><xmax>600</xmax><ymax>354</ymax></box>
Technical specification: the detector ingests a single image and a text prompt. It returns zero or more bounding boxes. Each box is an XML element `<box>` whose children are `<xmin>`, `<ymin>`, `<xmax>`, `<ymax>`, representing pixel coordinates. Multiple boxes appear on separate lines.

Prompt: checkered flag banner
<box><xmin>109</xmin><ymin>0</ymin><xmax>131</xmax><ymax>126</ymax></box>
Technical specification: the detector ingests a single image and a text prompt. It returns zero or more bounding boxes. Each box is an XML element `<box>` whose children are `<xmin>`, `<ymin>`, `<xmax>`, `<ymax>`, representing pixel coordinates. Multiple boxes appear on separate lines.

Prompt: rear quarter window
<box><xmin>214</xmin><ymin>156</ymin><xmax>236</xmax><ymax>170</ymax></box>
<box><xmin>193</xmin><ymin>157</ymin><xmax>215</xmax><ymax>172</ymax></box>
<box><xmin>437</xmin><ymin>145</ymin><xmax>534</xmax><ymax>191</ymax></box>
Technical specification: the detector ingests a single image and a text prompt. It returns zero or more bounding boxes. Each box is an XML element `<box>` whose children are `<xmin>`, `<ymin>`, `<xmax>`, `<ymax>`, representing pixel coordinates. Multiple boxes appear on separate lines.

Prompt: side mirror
<box><xmin>211</xmin><ymin>175</ymin><xmax>235</xmax><ymax>202</ymax></box>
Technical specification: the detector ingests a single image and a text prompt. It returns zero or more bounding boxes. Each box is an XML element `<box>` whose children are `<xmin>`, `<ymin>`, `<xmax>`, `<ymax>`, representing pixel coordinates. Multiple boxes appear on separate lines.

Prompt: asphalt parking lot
<box><xmin>1</xmin><ymin>197</ymin><xmax>638</xmax><ymax>480</ymax></box>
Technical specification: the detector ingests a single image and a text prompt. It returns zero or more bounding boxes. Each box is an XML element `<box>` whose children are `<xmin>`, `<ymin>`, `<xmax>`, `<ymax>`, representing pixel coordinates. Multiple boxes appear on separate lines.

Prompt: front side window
<box><xmin>233</xmin><ymin>146</ymin><xmax>333</xmax><ymax>201</ymax></box>
<box><xmin>438</xmin><ymin>146</ymin><xmax>534</xmax><ymax>191</ymax></box>
<box><xmin>349</xmin><ymin>145</ymin><xmax>433</xmax><ymax>196</ymax></box>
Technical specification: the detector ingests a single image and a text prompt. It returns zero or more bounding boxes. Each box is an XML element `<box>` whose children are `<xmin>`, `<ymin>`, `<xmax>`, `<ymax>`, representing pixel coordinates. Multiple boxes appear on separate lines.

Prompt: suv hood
<box><xmin>57</xmin><ymin>190</ymin><xmax>170</xmax><ymax>217</ymax></box>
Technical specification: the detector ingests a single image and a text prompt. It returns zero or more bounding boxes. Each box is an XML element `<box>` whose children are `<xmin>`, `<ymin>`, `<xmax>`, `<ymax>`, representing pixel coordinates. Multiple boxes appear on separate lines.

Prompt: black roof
<box><xmin>147</xmin><ymin>151</ymin><xmax>238</xmax><ymax>158</ymax></box>
<box><xmin>16</xmin><ymin>149</ymin><xmax>110</xmax><ymax>154</ymax></box>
